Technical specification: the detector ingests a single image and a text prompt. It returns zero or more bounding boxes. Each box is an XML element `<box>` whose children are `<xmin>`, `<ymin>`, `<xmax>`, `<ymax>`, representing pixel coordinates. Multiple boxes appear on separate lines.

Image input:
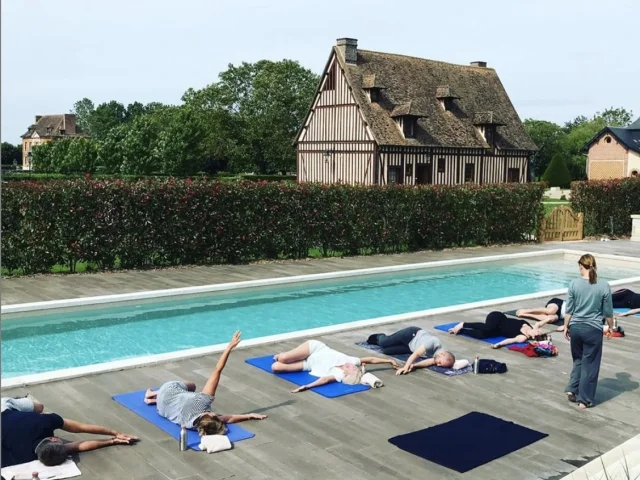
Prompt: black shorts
<box><xmin>545</xmin><ymin>298</ymin><xmax>564</xmax><ymax>324</ymax></box>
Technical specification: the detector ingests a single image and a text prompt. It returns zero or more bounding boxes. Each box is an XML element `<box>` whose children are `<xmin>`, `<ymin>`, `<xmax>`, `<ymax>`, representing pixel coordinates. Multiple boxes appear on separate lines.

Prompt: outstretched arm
<box><xmin>62</xmin><ymin>419</ymin><xmax>138</xmax><ymax>442</ymax></box>
<box><xmin>396</xmin><ymin>346</ymin><xmax>426</xmax><ymax>375</ymax></box>
<box><xmin>359</xmin><ymin>357</ymin><xmax>399</xmax><ymax>369</ymax></box>
<box><xmin>202</xmin><ymin>331</ymin><xmax>242</xmax><ymax>397</ymax></box>
<box><xmin>492</xmin><ymin>335</ymin><xmax>528</xmax><ymax>349</ymax></box>
<box><xmin>291</xmin><ymin>375</ymin><xmax>335</xmax><ymax>393</ymax></box>
<box><xmin>66</xmin><ymin>436</ymin><xmax>136</xmax><ymax>455</ymax></box>
<box><xmin>218</xmin><ymin>413</ymin><xmax>267</xmax><ymax>424</ymax></box>
<box><xmin>616</xmin><ymin>308</ymin><xmax>640</xmax><ymax>317</ymax></box>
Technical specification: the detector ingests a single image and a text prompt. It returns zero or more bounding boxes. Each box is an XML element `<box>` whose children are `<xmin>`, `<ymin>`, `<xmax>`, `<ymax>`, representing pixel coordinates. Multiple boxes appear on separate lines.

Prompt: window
<box><xmin>464</xmin><ymin>163</ymin><xmax>475</xmax><ymax>182</ymax></box>
<box><xmin>484</xmin><ymin>126</ymin><xmax>495</xmax><ymax>147</ymax></box>
<box><xmin>387</xmin><ymin>167</ymin><xmax>401</xmax><ymax>184</ymax></box>
<box><xmin>402</xmin><ymin>118</ymin><xmax>415</xmax><ymax>138</ymax></box>
<box><xmin>605</xmin><ymin>136</ymin><xmax>612</xmax><ymax>144</ymax></box>
<box><xmin>507</xmin><ymin>168</ymin><xmax>520</xmax><ymax>183</ymax></box>
<box><xmin>370</xmin><ymin>89</ymin><xmax>379</xmax><ymax>102</ymax></box>
<box><xmin>631</xmin><ymin>170</ymin><xmax>638</xmax><ymax>177</ymax></box>
<box><xmin>322</xmin><ymin>65</ymin><xmax>336</xmax><ymax>91</ymax></box>
<box><xmin>437</xmin><ymin>157</ymin><xmax>446</xmax><ymax>173</ymax></box>
<box><xmin>443</xmin><ymin>98</ymin><xmax>454</xmax><ymax>111</ymax></box>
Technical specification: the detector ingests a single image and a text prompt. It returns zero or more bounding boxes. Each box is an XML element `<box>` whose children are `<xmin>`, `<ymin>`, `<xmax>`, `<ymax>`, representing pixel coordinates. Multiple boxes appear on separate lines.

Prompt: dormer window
<box><xmin>435</xmin><ymin>86</ymin><xmax>460</xmax><ymax>113</ymax></box>
<box><xmin>362</xmin><ymin>74</ymin><xmax>386</xmax><ymax>104</ymax></box>
<box><xmin>390</xmin><ymin>101</ymin><xmax>427</xmax><ymax>139</ymax></box>
<box><xmin>473</xmin><ymin>111</ymin><xmax>505</xmax><ymax>149</ymax></box>
<box><xmin>60</xmin><ymin>129</ymin><xmax>66</xmax><ymax>135</ymax></box>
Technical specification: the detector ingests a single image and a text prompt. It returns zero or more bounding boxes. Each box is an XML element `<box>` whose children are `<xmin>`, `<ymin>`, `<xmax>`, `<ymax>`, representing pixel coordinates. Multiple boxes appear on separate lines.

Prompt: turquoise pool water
<box><xmin>2</xmin><ymin>257</ymin><xmax>638</xmax><ymax>378</ymax></box>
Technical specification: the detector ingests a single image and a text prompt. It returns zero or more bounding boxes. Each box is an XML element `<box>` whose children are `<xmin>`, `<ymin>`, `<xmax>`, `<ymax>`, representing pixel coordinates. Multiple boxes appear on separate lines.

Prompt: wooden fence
<box><xmin>541</xmin><ymin>206</ymin><xmax>584</xmax><ymax>242</ymax></box>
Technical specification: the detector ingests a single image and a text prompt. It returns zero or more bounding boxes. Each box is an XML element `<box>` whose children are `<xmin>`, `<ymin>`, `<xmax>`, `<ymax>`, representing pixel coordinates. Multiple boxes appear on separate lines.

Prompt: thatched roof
<box><xmin>336</xmin><ymin>47</ymin><xmax>537</xmax><ymax>150</ymax></box>
<box><xmin>390</xmin><ymin>101</ymin><xmax>428</xmax><ymax>118</ymax></box>
<box><xmin>362</xmin><ymin>74</ymin><xmax>386</xmax><ymax>89</ymax></box>
<box><xmin>21</xmin><ymin>114</ymin><xmax>83</xmax><ymax>139</ymax></box>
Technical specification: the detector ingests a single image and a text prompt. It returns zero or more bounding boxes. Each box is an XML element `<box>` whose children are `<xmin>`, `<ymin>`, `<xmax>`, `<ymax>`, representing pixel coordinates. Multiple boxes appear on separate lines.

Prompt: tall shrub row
<box><xmin>571</xmin><ymin>177</ymin><xmax>640</xmax><ymax>236</ymax></box>
<box><xmin>1</xmin><ymin>179</ymin><xmax>546</xmax><ymax>274</ymax></box>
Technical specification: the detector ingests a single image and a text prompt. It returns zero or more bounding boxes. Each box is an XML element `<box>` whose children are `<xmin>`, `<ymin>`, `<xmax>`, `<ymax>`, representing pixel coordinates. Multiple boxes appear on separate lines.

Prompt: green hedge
<box><xmin>1</xmin><ymin>173</ymin><xmax>297</xmax><ymax>182</ymax></box>
<box><xmin>1</xmin><ymin>179</ymin><xmax>545</xmax><ymax>274</ymax></box>
<box><xmin>571</xmin><ymin>177</ymin><xmax>640</xmax><ymax>236</ymax></box>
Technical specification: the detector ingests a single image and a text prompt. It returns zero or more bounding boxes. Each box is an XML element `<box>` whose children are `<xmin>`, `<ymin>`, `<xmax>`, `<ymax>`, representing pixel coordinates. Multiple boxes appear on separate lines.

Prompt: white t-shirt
<box><xmin>304</xmin><ymin>340</ymin><xmax>361</xmax><ymax>382</ymax></box>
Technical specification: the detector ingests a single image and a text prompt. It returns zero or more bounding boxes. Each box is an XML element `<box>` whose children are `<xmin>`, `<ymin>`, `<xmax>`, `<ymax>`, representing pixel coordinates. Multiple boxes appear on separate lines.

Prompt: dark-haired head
<box><xmin>35</xmin><ymin>437</ymin><xmax>68</xmax><ymax>466</ymax></box>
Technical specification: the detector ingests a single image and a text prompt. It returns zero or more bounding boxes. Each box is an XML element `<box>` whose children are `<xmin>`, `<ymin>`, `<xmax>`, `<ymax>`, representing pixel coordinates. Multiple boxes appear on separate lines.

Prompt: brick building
<box><xmin>20</xmin><ymin>114</ymin><xmax>84</xmax><ymax>169</ymax></box>
<box><xmin>582</xmin><ymin>117</ymin><xmax>640</xmax><ymax>180</ymax></box>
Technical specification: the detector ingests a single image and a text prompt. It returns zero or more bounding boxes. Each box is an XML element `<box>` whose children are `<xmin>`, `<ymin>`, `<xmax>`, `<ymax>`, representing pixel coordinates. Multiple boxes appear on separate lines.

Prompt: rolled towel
<box><xmin>361</xmin><ymin>372</ymin><xmax>384</xmax><ymax>388</ymax></box>
<box><xmin>452</xmin><ymin>359</ymin><xmax>470</xmax><ymax>370</ymax></box>
<box><xmin>199</xmin><ymin>434</ymin><xmax>232</xmax><ymax>453</ymax></box>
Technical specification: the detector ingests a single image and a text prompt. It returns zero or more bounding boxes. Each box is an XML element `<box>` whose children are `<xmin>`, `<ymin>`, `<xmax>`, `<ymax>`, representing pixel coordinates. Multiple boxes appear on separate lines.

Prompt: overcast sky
<box><xmin>2</xmin><ymin>0</ymin><xmax>637</xmax><ymax>143</ymax></box>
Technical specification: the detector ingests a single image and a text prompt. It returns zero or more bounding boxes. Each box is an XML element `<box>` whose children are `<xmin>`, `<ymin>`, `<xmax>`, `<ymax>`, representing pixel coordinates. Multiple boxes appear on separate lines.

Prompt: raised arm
<box><xmin>202</xmin><ymin>331</ymin><xmax>242</xmax><ymax>397</ymax></box>
<box><xmin>291</xmin><ymin>375</ymin><xmax>335</xmax><ymax>393</ymax></box>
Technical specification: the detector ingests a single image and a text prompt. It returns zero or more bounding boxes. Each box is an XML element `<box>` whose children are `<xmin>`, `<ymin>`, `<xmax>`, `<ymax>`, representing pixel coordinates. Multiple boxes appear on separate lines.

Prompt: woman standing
<box><xmin>563</xmin><ymin>254</ymin><xmax>614</xmax><ymax>409</ymax></box>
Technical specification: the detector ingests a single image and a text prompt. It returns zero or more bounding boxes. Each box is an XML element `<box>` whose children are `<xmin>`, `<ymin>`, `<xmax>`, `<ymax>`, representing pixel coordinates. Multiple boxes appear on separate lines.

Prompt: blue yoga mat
<box><xmin>434</xmin><ymin>322</ymin><xmax>529</xmax><ymax>349</ymax></box>
<box><xmin>355</xmin><ymin>342</ymin><xmax>472</xmax><ymax>376</ymax></box>
<box><xmin>245</xmin><ymin>355</ymin><xmax>369</xmax><ymax>398</ymax></box>
<box><xmin>112</xmin><ymin>389</ymin><xmax>255</xmax><ymax>450</ymax></box>
<box><xmin>615</xmin><ymin>308</ymin><xmax>640</xmax><ymax>317</ymax></box>
<box><xmin>389</xmin><ymin>411</ymin><xmax>548</xmax><ymax>473</ymax></box>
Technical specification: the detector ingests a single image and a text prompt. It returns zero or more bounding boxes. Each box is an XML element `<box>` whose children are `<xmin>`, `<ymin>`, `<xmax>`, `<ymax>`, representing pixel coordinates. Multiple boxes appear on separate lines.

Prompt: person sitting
<box><xmin>515</xmin><ymin>297</ymin><xmax>566</xmax><ymax>329</ymax></box>
<box><xmin>448</xmin><ymin>311</ymin><xmax>547</xmax><ymax>349</ymax></box>
<box><xmin>365</xmin><ymin>326</ymin><xmax>456</xmax><ymax>375</ymax></box>
<box><xmin>1</xmin><ymin>395</ymin><xmax>44</xmax><ymax>414</ymax></box>
<box><xmin>612</xmin><ymin>289</ymin><xmax>640</xmax><ymax>317</ymax></box>
<box><xmin>1</xmin><ymin>409</ymin><xmax>138</xmax><ymax>468</ymax></box>
<box><xmin>271</xmin><ymin>340</ymin><xmax>399</xmax><ymax>392</ymax></box>
<box><xmin>144</xmin><ymin>331</ymin><xmax>267</xmax><ymax>436</ymax></box>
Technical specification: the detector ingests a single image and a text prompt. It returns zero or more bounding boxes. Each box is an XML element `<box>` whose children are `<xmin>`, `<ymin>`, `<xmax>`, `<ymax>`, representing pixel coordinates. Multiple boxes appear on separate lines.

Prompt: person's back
<box><xmin>1</xmin><ymin>410</ymin><xmax>63</xmax><ymax>467</ymax></box>
<box><xmin>567</xmin><ymin>278</ymin><xmax>613</xmax><ymax>329</ymax></box>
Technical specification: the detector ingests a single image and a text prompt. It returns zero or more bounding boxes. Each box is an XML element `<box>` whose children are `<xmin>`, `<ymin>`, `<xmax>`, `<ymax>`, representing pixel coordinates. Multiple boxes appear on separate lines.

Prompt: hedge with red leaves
<box><xmin>1</xmin><ymin>179</ymin><xmax>546</xmax><ymax>274</ymax></box>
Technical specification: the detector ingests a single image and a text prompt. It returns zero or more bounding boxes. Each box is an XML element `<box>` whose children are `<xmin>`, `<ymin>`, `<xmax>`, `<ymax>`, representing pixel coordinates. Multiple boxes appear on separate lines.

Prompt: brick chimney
<box><xmin>470</xmin><ymin>61</ymin><xmax>487</xmax><ymax>68</ymax></box>
<box><xmin>336</xmin><ymin>38</ymin><xmax>358</xmax><ymax>65</ymax></box>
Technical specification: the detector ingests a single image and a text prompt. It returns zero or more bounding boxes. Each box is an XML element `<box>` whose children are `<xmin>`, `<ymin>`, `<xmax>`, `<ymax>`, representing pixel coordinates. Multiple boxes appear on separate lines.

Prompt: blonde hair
<box><xmin>578</xmin><ymin>254</ymin><xmax>598</xmax><ymax>284</ymax></box>
<box><xmin>195</xmin><ymin>414</ymin><xmax>226</xmax><ymax>436</ymax></box>
<box><xmin>342</xmin><ymin>366</ymin><xmax>365</xmax><ymax>385</ymax></box>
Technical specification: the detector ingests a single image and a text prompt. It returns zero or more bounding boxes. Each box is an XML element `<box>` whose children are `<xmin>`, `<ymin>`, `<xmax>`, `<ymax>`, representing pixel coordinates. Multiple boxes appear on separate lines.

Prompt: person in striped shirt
<box><xmin>144</xmin><ymin>331</ymin><xmax>266</xmax><ymax>436</ymax></box>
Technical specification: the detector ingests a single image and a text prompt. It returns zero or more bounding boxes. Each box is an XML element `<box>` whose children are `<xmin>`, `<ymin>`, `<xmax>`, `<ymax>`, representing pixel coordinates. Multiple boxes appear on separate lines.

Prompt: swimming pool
<box><xmin>3</xmin><ymin>250</ymin><xmax>640</xmax><ymax>383</ymax></box>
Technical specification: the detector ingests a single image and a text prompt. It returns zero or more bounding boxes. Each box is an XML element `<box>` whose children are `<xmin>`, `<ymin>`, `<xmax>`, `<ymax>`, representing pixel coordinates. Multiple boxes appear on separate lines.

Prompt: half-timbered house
<box><xmin>295</xmin><ymin>38</ymin><xmax>537</xmax><ymax>185</ymax></box>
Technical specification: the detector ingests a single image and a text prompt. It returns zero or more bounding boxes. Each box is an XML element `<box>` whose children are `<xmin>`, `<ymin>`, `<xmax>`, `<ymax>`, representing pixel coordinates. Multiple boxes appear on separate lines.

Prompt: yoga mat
<box><xmin>355</xmin><ymin>342</ymin><xmax>472</xmax><ymax>376</ymax></box>
<box><xmin>615</xmin><ymin>308</ymin><xmax>640</xmax><ymax>317</ymax></box>
<box><xmin>112</xmin><ymin>389</ymin><xmax>255</xmax><ymax>450</ymax></box>
<box><xmin>245</xmin><ymin>355</ymin><xmax>369</xmax><ymax>398</ymax></box>
<box><xmin>435</xmin><ymin>322</ymin><xmax>529</xmax><ymax>349</ymax></box>
<box><xmin>388</xmin><ymin>411</ymin><xmax>548</xmax><ymax>473</ymax></box>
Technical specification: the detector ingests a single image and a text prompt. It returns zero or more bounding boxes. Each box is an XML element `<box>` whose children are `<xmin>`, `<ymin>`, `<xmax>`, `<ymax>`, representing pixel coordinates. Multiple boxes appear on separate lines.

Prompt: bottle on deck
<box><xmin>179</xmin><ymin>425</ymin><xmax>187</xmax><ymax>451</ymax></box>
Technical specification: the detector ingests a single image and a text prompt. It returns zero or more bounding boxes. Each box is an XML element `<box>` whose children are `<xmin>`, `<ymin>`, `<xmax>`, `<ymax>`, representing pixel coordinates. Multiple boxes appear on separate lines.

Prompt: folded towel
<box><xmin>199</xmin><ymin>434</ymin><xmax>232</xmax><ymax>453</ymax></box>
<box><xmin>1</xmin><ymin>458</ymin><xmax>81</xmax><ymax>480</ymax></box>
<box><xmin>360</xmin><ymin>372</ymin><xmax>384</xmax><ymax>388</ymax></box>
<box><xmin>452</xmin><ymin>359</ymin><xmax>470</xmax><ymax>370</ymax></box>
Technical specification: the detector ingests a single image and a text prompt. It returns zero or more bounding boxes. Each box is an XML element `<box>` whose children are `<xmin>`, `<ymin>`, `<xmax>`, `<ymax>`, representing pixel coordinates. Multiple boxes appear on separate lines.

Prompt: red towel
<box><xmin>508</xmin><ymin>344</ymin><xmax>539</xmax><ymax>357</ymax></box>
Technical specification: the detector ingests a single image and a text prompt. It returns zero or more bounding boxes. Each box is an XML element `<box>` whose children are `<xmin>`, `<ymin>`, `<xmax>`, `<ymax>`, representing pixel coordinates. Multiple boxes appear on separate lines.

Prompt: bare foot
<box><xmin>273</xmin><ymin>354</ymin><xmax>280</xmax><ymax>362</ymax></box>
<box><xmin>516</xmin><ymin>310</ymin><xmax>524</xmax><ymax>317</ymax></box>
<box><xmin>578</xmin><ymin>402</ymin><xmax>588</xmax><ymax>410</ymax></box>
<box><xmin>556</xmin><ymin>326</ymin><xmax>565</xmax><ymax>332</ymax></box>
<box><xmin>144</xmin><ymin>388</ymin><xmax>157</xmax><ymax>405</ymax></box>
<box><xmin>448</xmin><ymin>322</ymin><xmax>464</xmax><ymax>335</ymax></box>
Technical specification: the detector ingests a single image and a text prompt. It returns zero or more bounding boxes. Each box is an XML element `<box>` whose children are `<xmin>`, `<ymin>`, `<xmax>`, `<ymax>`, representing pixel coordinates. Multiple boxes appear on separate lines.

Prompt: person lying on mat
<box><xmin>2</xmin><ymin>395</ymin><xmax>44</xmax><ymax>414</ymax></box>
<box><xmin>448</xmin><ymin>311</ymin><xmax>547</xmax><ymax>349</ymax></box>
<box><xmin>144</xmin><ymin>331</ymin><xmax>267</xmax><ymax>436</ymax></box>
<box><xmin>1</xmin><ymin>408</ymin><xmax>138</xmax><ymax>468</ymax></box>
<box><xmin>612</xmin><ymin>288</ymin><xmax>640</xmax><ymax>314</ymax></box>
<box><xmin>271</xmin><ymin>339</ymin><xmax>399</xmax><ymax>392</ymax></box>
<box><xmin>365</xmin><ymin>326</ymin><xmax>456</xmax><ymax>375</ymax></box>
<box><xmin>515</xmin><ymin>298</ymin><xmax>566</xmax><ymax>329</ymax></box>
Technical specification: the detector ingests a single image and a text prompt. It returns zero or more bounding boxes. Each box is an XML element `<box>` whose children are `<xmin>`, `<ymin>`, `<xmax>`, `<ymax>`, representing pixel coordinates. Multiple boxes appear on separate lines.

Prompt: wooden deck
<box><xmin>2</xmin><ymin>241</ymin><xmax>640</xmax><ymax>480</ymax></box>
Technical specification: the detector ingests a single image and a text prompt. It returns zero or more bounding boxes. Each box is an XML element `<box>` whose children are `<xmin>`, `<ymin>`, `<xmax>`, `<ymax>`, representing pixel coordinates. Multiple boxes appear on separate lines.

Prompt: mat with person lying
<box><xmin>245</xmin><ymin>355</ymin><xmax>370</xmax><ymax>398</ymax></box>
<box><xmin>388</xmin><ymin>411</ymin><xmax>548</xmax><ymax>473</ymax></box>
<box><xmin>615</xmin><ymin>308</ymin><xmax>640</xmax><ymax>317</ymax></box>
<box><xmin>112</xmin><ymin>389</ymin><xmax>255</xmax><ymax>450</ymax></box>
<box><xmin>355</xmin><ymin>342</ymin><xmax>472</xmax><ymax>376</ymax></box>
<box><xmin>434</xmin><ymin>322</ymin><xmax>528</xmax><ymax>349</ymax></box>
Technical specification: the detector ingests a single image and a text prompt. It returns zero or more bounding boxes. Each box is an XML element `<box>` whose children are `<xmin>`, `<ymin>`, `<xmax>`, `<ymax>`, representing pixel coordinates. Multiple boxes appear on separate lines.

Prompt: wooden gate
<box><xmin>541</xmin><ymin>206</ymin><xmax>584</xmax><ymax>242</ymax></box>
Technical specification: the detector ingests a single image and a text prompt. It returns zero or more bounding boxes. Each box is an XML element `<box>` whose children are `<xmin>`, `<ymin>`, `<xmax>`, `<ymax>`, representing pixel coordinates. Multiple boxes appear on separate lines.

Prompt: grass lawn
<box><xmin>542</xmin><ymin>200</ymin><xmax>570</xmax><ymax>215</ymax></box>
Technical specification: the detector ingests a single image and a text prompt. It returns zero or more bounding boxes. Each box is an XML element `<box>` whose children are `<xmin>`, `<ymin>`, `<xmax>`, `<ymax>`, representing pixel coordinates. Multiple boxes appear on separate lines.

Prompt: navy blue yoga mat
<box><xmin>435</xmin><ymin>322</ymin><xmax>529</xmax><ymax>349</ymax></box>
<box><xmin>245</xmin><ymin>355</ymin><xmax>369</xmax><ymax>398</ymax></box>
<box><xmin>615</xmin><ymin>308</ymin><xmax>640</xmax><ymax>317</ymax></box>
<box><xmin>388</xmin><ymin>411</ymin><xmax>548</xmax><ymax>473</ymax></box>
<box><xmin>112</xmin><ymin>389</ymin><xmax>255</xmax><ymax>450</ymax></box>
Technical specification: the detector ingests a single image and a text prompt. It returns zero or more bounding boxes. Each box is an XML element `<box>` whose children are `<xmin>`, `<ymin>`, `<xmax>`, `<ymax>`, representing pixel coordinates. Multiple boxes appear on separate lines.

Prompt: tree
<box><xmin>523</xmin><ymin>119</ymin><xmax>566</xmax><ymax>179</ymax></box>
<box><xmin>183</xmin><ymin>59</ymin><xmax>318</xmax><ymax>173</ymax></box>
<box><xmin>542</xmin><ymin>153</ymin><xmax>572</xmax><ymax>188</ymax></box>
<box><xmin>71</xmin><ymin>98</ymin><xmax>95</xmax><ymax>135</ymax></box>
<box><xmin>597</xmin><ymin>107</ymin><xmax>634</xmax><ymax>127</ymax></box>
<box><xmin>1</xmin><ymin>142</ymin><xmax>22</xmax><ymax>165</ymax></box>
<box><xmin>91</xmin><ymin>101</ymin><xmax>128</xmax><ymax>140</ymax></box>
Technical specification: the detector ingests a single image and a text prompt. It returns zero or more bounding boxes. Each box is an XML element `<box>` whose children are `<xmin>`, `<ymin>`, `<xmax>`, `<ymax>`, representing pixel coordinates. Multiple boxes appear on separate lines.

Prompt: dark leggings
<box><xmin>377</xmin><ymin>326</ymin><xmax>421</xmax><ymax>355</ymax></box>
<box><xmin>461</xmin><ymin>312</ymin><xmax>525</xmax><ymax>339</ymax></box>
<box><xmin>612</xmin><ymin>289</ymin><xmax>640</xmax><ymax>309</ymax></box>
